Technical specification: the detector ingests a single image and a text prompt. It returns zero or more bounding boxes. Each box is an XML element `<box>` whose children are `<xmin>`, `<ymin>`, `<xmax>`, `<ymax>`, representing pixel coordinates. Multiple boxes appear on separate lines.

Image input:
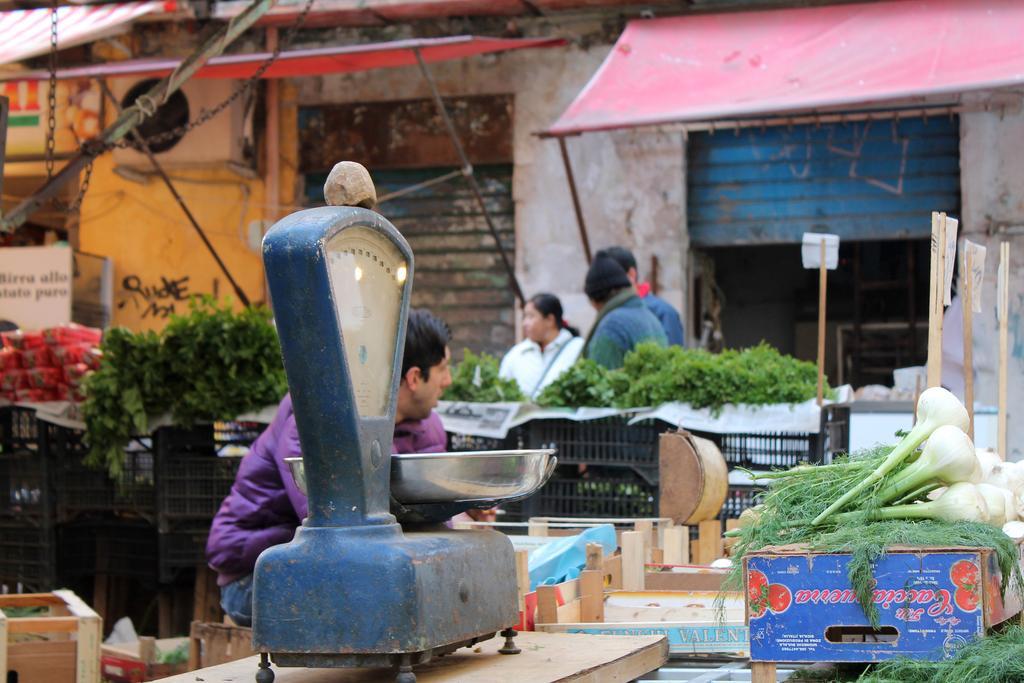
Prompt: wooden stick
<box><xmin>927</xmin><ymin>212</ymin><xmax>946</xmax><ymax>388</ymax></box>
<box><xmin>663</xmin><ymin>526</ymin><xmax>689</xmax><ymax>565</ymax></box>
<box><xmin>751</xmin><ymin>661</ymin><xmax>778</xmax><ymax>683</ymax></box>
<box><xmin>621</xmin><ymin>531</ymin><xmax>645</xmax><ymax>591</ymax></box>
<box><xmin>585</xmin><ymin>542</ymin><xmax>603</xmax><ymax>571</ymax></box>
<box><xmin>818</xmin><ymin>239</ymin><xmax>827</xmax><ymax>407</ymax></box>
<box><xmin>536</xmin><ymin>585</ymin><xmax>558</xmax><ymax>625</ymax></box>
<box><xmin>579</xmin><ymin>570</ymin><xmax>604</xmax><ymax>623</ymax></box>
<box><xmin>528</xmin><ymin>520</ymin><xmax>549</xmax><ymax>537</ymax></box>
<box><xmin>963</xmin><ymin>247</ymin><xmax>975</xmax><ymax>440</ymax></box>
<box><xmin>635</xmin><ymin>520</ymin><xmax>654</xmax><ymax>562</ymax></box>
<box><xmin>697</xmin><ymin>520</ymin><xmax>723</xmax><ymax>565</ymax></box>
<box><xmin>999</xmin><ymin>242</ymin><xmax>1010</xmax><ymax>459</ymax></box>
<box><xmin>0</xmin><ymin>608</ymin><xmax>6</xmax><ymax>683</ymax></box>
<box><xmin>515</xmin><ymin>550</ymin><xmax>530</xmax><ymax>612</ymax></box>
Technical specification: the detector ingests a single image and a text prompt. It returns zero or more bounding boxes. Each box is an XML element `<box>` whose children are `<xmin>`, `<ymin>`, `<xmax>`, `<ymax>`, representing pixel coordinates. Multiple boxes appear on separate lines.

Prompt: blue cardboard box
<box><xmin>744</xmin><ymin>545</ymin><xmax>1022</xmax><ymax>663</ymax></box>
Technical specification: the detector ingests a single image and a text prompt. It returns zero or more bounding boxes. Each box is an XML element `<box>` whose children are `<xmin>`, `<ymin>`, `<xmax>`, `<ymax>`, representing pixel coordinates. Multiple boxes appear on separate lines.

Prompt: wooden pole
<box><xmin>963</xmin><ymin>248</ymin><xmax>975</xmax><ymax>441</ymax></box>
<box><xmin>999</xmin><ymin>242</ymin><xmax>1010</xmax><ymax>459</ymax></box>
<box><xmin>621</xmin><ymin>531</ymin><xmax>644</xmax><ymax>591</ymax></box>
<box><xmin>817</xmin><ymin>239</ymin><xmax>827</xmax><ymax>407</ymax></box>
<box><xmin>927</xmin><ymin>212</ymin><xmax>947</xmax><ymax>388</ymax></box>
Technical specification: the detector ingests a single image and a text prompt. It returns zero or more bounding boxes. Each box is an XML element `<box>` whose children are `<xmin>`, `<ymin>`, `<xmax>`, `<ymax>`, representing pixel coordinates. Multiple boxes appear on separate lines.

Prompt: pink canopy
<box><xmin>547</xmin><ymin>0</ymin><xmax>1024</xmax><ymax>136</ymax></box>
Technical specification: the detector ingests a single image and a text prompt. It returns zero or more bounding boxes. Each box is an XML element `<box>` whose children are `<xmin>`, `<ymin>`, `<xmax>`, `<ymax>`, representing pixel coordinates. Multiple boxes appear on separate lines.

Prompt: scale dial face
<box><xmin>325</xmin><ymin>226</ymin><xmax>408</xmax><ymax>418</ymax></box>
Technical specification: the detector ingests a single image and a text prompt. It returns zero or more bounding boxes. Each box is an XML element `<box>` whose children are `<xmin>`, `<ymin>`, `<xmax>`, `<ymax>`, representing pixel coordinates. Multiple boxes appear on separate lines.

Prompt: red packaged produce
<box><xmin>84</xmin><ymin>348</ymin><xmax>103</xmax><ymax>371</ymax></box>
<box><xmin>26</xmin><ymin>367</ymin><xmax>61</xmax><ymax>389</ymax></box>
<box><xmin>64</xmin><ymin>363</ymin><xmax>91</xmax><ymax>386</ymax></box>
<box><xmin>1</xmin><ymin>331</ymin><xmax>46</xmax><ymax>350</ymax></box>
<box><xmin>43</xmin><ymin>324</ymin><xmax>102</xmax><ymax>347</ymax></box>
<box><xmin>1</xmin><ymin>370</ymin><xmax>26</xmax><ymax>392</ymax></box>
<box><xmin>0</xmin><ymin>348</ymin><xmax>21</xmax><ymax>371</ymax></box>
<box><xmin>53</xmin><ymin>384</ymin><xmax>70</xmax><ymax>401</ymax></box>
<box><xmin>51</xmin><ymin>344</ymin><xmax>93</xmax><ymax>365</ymax></box>
<box><xmin>21</xmin><ymin>347</ymin><xmax>54</xmax><ymax>368</ymax></box>
<box><xmin>14</xmin><ymin>387</ymin><xmax>52</xmax><ymax>402</ymax></box>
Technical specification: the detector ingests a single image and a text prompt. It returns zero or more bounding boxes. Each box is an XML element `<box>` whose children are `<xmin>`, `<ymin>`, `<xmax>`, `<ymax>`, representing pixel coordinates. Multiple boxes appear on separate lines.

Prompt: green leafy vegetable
<box><xmin>83</xmin><ymin>297</ymin><xmax>287</xmax><ymax>478</ymax></box>
<box><xmin>444</xmin><ymin>349</ymin><xmax>524</xmax><ymax>403</ymax></box>
<box><xmin>535</xmin><ymin>359</ymin><xmax>625</xmax><ymax>408</ymax></box>
<box><xmin>855</xmin><ymin>625</ymin><xmax>1024</xmax><ymax>682</ymax></box>
<box><xmin>725</xmin><ymin>446</ymin><xmax>1024</xmax><ymax>628</ymax></box>
<box><xmin>535</xmin><ymin>342</ymin><xmax>828</xmax><ymax>410</ymax></box>
<box><xmin>617</xmin><ymin>342</ymin><xmax>829</xmax><ymax>413</ymax></box>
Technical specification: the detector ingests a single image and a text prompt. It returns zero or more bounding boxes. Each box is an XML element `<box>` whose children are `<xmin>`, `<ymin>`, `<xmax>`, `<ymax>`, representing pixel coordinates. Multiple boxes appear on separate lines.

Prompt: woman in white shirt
<box><xmin>500</xmin><ymin>293</ymin><xmax>584</xmax><ymax>400</ymax></box>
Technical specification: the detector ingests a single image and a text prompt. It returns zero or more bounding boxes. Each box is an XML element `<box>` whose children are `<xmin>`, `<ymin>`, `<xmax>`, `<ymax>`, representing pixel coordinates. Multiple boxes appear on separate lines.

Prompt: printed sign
<box><xmin>3</xmin><ymin>80</ymin><xmax>100</xmax><ymax>157</ymax></box>
<box><xmin>0</xmin><ymin>246</ymin><xmax>73</xmax><ymax>330</ymax></box>
<box><xmin>801</xmin><ymin>233</ymin><xmax>840</xmax><ymax>270</ymax></box>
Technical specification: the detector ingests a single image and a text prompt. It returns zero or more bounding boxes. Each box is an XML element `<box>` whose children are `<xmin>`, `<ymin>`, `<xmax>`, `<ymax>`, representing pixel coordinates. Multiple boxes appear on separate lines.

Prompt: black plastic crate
<box><xmin>0</xmin><ymin>450</ymin><xmax>50</xmax><ymax>518</ymax></box>
<box><xmin>690</xmin><ymin>430</ymin><xmax>823</xmax><ymax>469</ymax></box>
<box><xmin>448</xmin><ymin>426</ymin><xmax>524</xmax><ymax>452</ymax></box>
<box><xmin>155</xmin><ymin>422</ymin><xmax>265</xmax><ymax>528</ymax></box>
<box><xmin>158</xmin><ymin>526</ymin><xmax>211</xmax><ymax>583</ymax></box>
<box><xmin>44</xmin><ymin>422</ymin><xmax>156</xmax><ymax>522</ymax></box>
<box><xmin>720</xmin><ymin>485</ymin><xmax>763</xmax><ymax>519</ymax></box>
<box><xmin>0</xmin><ymin>405</ymin><xmax>40</xmax><ymax>453</ymax></box>
<box><xmin>523</xmin><ymin>417</ymin><xmax>669</xmax><ymax>481</ymax></box>
<box><xmin>517</xmin><ymin>468</ymin><xmax>658</xmax><ymax>519</ymax></box>
<box><xmin>0</xmin><ymin>406</ymin><xmax>49</xmax><ymax>519</ymax></box>
<box><xmin>58</xmin><ymin>518</ymin><xmax>158</xmax><ymax>582</ymax></box>
<box><xmin>0</xmin><ymin>517</ymin><xmax>56</xmax><ymax>591</ymax></box>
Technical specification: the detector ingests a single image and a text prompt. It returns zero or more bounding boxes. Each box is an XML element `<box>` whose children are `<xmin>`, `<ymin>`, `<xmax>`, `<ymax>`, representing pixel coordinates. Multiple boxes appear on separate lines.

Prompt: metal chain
<box><xmin>51</xmin><ymin>0</ymin><xmax>315</xmax><ymax>215</ymax></box>
<box><xmin>114</xmin><ymin>0</ymin><xmax>317</xmax><ymax>152</ymax></box>
<box><xmin>45</xmin><ymin>0</ymin><xmax>58</xmax><ymax>180</ymax></box>
<box><xmin>65</xmin><ymin>160</ymin><xmax>93</xmax><ymax>212</ymax></box>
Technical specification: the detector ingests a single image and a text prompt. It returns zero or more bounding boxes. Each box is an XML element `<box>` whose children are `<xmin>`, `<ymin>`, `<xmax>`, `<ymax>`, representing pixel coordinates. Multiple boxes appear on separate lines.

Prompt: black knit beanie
<box><xmin>585</xmin><ymin>253</ymin><xmax>631</xmax><ymax>299</ymax></box>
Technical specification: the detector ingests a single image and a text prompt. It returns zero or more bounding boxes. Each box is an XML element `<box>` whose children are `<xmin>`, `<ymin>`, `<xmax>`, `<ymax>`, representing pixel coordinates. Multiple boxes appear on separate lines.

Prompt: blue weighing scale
<box><xmin>252</xmin><ymin>176</ymin><xmax>552</xmax><ymax>682</ymax></box>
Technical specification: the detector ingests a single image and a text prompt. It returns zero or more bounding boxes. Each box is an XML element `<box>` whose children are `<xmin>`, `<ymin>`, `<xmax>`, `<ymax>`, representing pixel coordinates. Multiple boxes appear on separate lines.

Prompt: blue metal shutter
<box><xmin>687</xmin><ymin>117</ymin><xmax>960</xmax><ymax>247</ymax></box>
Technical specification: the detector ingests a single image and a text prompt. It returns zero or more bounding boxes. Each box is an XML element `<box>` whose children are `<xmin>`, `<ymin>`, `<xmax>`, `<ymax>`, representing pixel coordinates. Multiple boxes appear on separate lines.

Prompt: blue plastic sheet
<box><xmin>527</xmin><ymin>524</ymin><xmax>617</xmax><ymax>591</ymax></box>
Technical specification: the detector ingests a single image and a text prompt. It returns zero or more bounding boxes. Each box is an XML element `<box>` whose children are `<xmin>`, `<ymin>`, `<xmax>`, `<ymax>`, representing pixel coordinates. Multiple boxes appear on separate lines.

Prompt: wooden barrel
<box><xmin>658</xmin><ymin>430</ymin><xmax>729</xmax><ymax>524</ymax></box>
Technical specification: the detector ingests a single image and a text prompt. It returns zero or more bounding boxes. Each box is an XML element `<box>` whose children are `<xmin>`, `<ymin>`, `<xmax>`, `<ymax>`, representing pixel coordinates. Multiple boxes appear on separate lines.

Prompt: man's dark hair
<box><xmin>402</xmin><ymin>309</ymin><xmax>451</xmax><ymax>380</ymax></box>
<box><xmin>599</xmin><ymin>246</ymin><xmax>637</xmax><ymax>275</ymax></box>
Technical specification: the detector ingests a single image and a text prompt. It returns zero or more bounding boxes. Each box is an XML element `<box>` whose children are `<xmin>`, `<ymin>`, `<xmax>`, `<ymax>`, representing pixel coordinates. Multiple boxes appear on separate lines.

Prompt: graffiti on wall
<box><xmin>116</xmin><ymin>274</ymin><xmax>191</xmax><ymax>320</ymax></box>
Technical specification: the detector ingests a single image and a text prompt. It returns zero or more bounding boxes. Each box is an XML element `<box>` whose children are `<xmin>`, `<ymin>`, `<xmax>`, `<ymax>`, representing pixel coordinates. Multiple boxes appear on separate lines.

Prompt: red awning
<box><xmin>546</xmin><ymin>0</ymin><xmax>1024</xmax><ymax>136</ymax></box>
<box><xmin>1</xmin><ymin>35</ymin><xmax>565</xmax><ymax>82</ymax></box>
<box><xmin>0</xmin><ymin>2</ymin><xmax>182</xmax><ymax>66</ymax></box>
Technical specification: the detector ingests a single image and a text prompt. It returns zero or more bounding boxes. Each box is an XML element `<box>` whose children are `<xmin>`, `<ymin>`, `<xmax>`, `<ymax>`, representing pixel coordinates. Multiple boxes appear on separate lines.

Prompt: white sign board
<box><xmin>801</xmin><ymin>233</ymin><xmax>840</xmax><ymax>270</ymax></box>
<box><xmin>942</xmin><ymin>217</ymin><xmax>959</xmax><ymax>306</ymax></box>
<box><xmin>962</xmin><ymin>240</ymin><xmax>987</xmax><ymax>314</ymax></box>
<box><xmin>0</xmin><ymin>246</ymin><xmax>72</xmax><ymax>330</ymax></box>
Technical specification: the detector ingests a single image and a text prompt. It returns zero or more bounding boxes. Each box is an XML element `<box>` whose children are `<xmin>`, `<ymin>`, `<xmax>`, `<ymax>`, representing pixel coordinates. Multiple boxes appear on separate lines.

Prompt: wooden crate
<box><xmin>101</xmin><ymin>637</ymin><xmax>190</xmax><ymax>682</ymax></box>
<box><xmin>0</xmin><ymin>589</ymin><xmax>102</xmax><ymax>683</ymax></box>
<box><xmin>188</xmin><ymin>621</ymin><xmax>256</xmax><ymax>670</ymax></box>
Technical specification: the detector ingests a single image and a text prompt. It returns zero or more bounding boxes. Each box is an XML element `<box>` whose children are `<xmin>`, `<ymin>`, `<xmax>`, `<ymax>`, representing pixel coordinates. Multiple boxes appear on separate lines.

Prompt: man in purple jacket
<box><xmin>205</xmin><ymin>309</ymin><xmax>452</xmax><ymax>626</ymax></box>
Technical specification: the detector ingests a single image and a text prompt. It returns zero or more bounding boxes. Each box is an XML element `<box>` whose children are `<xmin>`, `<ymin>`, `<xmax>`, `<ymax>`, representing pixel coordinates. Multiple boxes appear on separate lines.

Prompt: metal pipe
<box><xmin>98</xmin><ymin>80</ymin><xmax>251</xmax><ymax>307</ymax></box>
<box><xmin>377</xmin><ymin>169</ymin><xmax>461</xmax><ymax>205</ymax></box>
<box><xmin>0</xmin><ymin>0</ymin><xmax>274</xmax><ymax>234</ymax></box>
<box><xmin>557</xmin><ymin>136</ymin><xmax>592</xmax><ymax>263</ymax></box>
<box><xmin>537</xmin><ymin>104</ymin><xmax>978</xmax><ymax>139</ymax></box>
<box><xmin>0</xmin><ymin>96</ymin><xmax>7</xmax><ymax>218</ymax></box>
<box><xmin>413</xmin><ymin>48</ymin><xmax>525</xmax><ymax>307</ymax></box>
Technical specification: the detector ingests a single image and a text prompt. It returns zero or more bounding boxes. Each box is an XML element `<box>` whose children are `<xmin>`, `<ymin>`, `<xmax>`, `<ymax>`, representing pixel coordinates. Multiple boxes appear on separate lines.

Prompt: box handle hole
<box><xmin>824</xmin><ymin>625</ymin><xmax>899</xmax><ymax>644</ymax></box>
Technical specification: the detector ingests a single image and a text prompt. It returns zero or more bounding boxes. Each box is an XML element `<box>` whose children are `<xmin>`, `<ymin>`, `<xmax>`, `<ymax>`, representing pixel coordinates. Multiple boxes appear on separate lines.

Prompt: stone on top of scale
<box><xmin>323</xmin><ymin>161</ymin><xmax>378</xmax><ymax>209</ymax></box>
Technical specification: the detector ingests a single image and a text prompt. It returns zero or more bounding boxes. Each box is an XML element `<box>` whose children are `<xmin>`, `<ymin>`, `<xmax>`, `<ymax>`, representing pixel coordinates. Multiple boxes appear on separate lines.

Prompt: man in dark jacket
<box><xmin>205</xmin><ymin>309</ymin><xmax>452</xmax><ymax>626</ymax></box>
<box><xmin>602</xmin><ymin>246</ymin><xmax>685</xmax><ymax>346</ymax></box>
<box><xmin>582</xmin><ymin>253</ymin><xmax>667</xmax><ymax>369</ymax></box>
